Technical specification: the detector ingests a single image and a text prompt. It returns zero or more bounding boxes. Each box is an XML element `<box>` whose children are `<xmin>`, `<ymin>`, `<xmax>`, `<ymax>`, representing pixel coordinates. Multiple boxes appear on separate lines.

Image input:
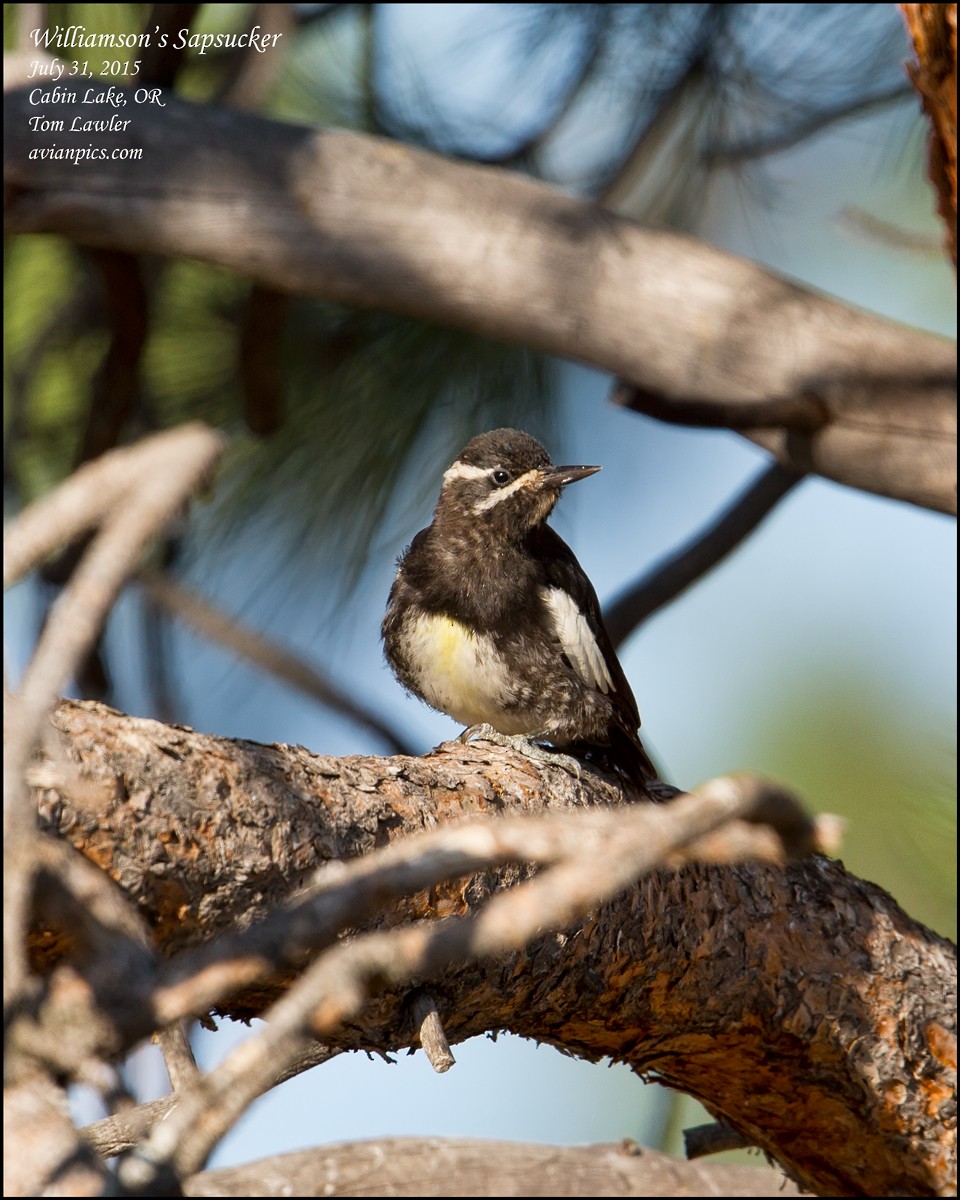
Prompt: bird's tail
<box><xmin>567</xmin><ymin>728</ymin><xmax>659</xmax><ymax>791</ymax></box>
<box><xmin>609</xmin><ymin>726</ymin><xmax>658</xmax><ymax>788</ymax></box>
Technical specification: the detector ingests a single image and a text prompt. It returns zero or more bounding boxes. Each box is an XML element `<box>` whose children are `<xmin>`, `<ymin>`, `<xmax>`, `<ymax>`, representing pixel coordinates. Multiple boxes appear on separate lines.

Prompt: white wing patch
<box><xmin>542</xmin><ymin>586</ymin><xmax>613</xmax><ymax>694</ymax></box>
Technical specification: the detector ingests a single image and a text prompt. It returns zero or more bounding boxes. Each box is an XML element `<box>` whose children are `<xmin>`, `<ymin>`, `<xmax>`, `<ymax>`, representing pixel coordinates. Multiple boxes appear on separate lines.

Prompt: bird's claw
<box><xmin>457</xmin><ymin>725</ymin><xmax>583</xmax><ymax>779</ymax></box>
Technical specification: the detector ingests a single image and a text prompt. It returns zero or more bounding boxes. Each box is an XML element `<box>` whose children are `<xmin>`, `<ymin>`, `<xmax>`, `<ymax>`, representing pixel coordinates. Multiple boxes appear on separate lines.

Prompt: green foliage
<box><xmin>746</xmin><ymin>669</ymin><xmax>956</xmax><ymax>940</ymax></box>
<box><xmin>5</xmin><ymin>238</ymin><xmax>97</xmax><ymax>497</ymax></box>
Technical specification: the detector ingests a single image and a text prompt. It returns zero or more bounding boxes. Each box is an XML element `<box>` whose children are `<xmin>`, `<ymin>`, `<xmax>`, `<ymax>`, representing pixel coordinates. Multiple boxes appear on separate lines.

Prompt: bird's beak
<box><xmin>542</xmin><ymin>464</ymin><xmax>602</xmax><ymax>487</ymax></box>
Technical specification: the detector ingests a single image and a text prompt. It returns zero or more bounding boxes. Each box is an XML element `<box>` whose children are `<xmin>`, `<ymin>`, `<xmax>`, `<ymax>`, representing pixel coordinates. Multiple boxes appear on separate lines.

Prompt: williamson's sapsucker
<box><xmin>382</xmin><ymin>428</ymin><xmax>655</xmax><ymax>782</ymax></box>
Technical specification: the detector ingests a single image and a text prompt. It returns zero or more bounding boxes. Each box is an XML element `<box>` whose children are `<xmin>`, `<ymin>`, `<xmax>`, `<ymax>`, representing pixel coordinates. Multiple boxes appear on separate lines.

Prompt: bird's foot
<box><xmin>457</xmin><ymin>724</ymin><xmax>583</xmax><ymax>779</ymax></box>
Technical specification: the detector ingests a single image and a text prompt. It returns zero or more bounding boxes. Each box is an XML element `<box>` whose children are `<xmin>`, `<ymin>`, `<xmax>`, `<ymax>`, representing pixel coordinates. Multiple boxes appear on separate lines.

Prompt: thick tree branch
<box><xmin>28</xmin><ymin>699</ymin><xmax>957</xmax><ymax>1196</ymax></box>
<box><xmin>181</xmin><ymin>1138</ymin><xmax>802</xmax><ymax>1198</ymax></box>
<box><xmin>4</xmin><ymin>76</ymin><xmax>955</xmax><ymax>514</ymax></box>
<box><xmin>147</xmin><ymin>771</ymin><xmax>828</xmax><ymax>1032</ymax></box>
<box><xmin>118</xmin><ymin>775</ymin><xmax>826</xmax><ymax>1186</ymax></box>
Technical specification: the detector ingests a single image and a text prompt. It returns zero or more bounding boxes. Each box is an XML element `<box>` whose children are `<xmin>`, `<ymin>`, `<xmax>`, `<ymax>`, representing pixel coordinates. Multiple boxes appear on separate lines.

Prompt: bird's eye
<box><xmin>491</xmin><ymin>469</ymin><xmax>511</xmax><ymax>486</ymax></box>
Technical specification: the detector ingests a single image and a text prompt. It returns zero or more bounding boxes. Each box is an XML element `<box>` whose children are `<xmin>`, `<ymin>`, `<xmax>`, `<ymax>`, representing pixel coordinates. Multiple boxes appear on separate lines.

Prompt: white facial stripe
<box><xmin>442</xmin><ymin>461</ymin><xmax>490</xmax><ymax>485</ymax></box>
<box><xmin>473</xmin><ymin>468</ymin><xmax>542</xmax><ymax>513</ymax></box>
<box><xmin>541</xmin><ymin>586</ymin><xmax>613</xmax><ymax>694</ymax></box>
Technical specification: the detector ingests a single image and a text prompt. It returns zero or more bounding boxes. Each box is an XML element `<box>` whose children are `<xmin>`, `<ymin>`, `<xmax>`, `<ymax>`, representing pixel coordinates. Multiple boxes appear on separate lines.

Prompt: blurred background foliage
<box><xmin>4</xmin><ymin>0</ymin><xmax>956</xmax><ymax>1169</ymax></box>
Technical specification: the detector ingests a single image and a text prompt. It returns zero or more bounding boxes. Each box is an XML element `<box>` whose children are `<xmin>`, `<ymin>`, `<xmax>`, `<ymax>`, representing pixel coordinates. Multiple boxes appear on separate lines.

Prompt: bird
<box><xmin>381</xmin><ymin>428</ymin><xmax>655</xmax><ymax>782</ymax></box>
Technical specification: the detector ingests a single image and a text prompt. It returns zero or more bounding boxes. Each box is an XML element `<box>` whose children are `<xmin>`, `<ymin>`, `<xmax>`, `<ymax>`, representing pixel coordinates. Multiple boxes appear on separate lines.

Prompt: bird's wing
<box><xmin>534</xmin><ymin>527</ymin><xmax>641</xmax><ymax>729</ymax></box>
<box><xmin>540</xmin><ymin>585</ymin><xmax>614</xmax><ymax>694</ymax></box>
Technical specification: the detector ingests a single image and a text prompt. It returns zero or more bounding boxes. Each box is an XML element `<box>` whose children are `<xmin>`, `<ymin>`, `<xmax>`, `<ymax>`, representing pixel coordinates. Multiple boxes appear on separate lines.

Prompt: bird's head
<box><xmin>435</xmin><ymin>428</ymin><xmax>601</xmax><ymax>534</ymax></box>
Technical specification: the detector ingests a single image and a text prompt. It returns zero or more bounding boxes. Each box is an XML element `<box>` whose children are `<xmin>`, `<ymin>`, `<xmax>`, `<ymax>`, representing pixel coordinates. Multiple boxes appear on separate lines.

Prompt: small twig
<box><xmin>684</xmin><ymin>1118</ymin><xmax>756</xmax><ymax>1158</ymax></box>
<box><xmin>82</xmin><ymin>1094</ymin><xmax>179</xmax><ymax>1159</ymax></box>
<box><xmin>156</xmin><ymin>1022</ymin><xmax>200</xmax><ymax>1093</ymax></box>
<box><xmin>837</xmin><ymin>206</ymin><xmax>943</xmax><ymax>256</ymax></box>
<box><xmin>140</xmin><ymin>569</ymin><xmax>183</xmax><ymax>724</ymax></box>
<box><xmin>604</xmin><ymin>461</ymin><xmax>804</xmax><ymax>647</ymax></box>
<box><xmin>137</xmin><ymin>568</ymin><xmax>415</xmax><ymax>756</ymax></box>
<box><xmin>81</xmin><ymin>1041</ymin><xmax>337</xmax><ymax>1158</ymax></box>
<box><xmin>411</xmin><ymin>993</ymin><xmax>456</xmax><ymax>1074</ymax></box>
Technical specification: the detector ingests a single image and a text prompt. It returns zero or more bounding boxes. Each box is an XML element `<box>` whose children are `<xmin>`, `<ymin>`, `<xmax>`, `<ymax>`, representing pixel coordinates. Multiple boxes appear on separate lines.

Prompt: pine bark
<box><xmin>31</xmin><ymin>699</ymin><xmax>957</xmax><ymax>1197</ymax></box>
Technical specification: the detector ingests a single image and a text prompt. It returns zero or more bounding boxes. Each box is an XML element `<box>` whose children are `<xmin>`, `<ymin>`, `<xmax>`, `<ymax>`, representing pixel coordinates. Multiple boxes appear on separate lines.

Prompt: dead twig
<box><xmin>81</xmin><ymin>1041</ymin><xmax>337</xmax><ymax>1159</ymax></box>
<box><xmin>411</xmin><ymin>993</ymin><xmax>456</xmax><ymax>1074</ymax></box>
<box><xmin>156</xmin><ymin>1022</ymin><xmax>200</xmax><ymax>1094</ymax></box>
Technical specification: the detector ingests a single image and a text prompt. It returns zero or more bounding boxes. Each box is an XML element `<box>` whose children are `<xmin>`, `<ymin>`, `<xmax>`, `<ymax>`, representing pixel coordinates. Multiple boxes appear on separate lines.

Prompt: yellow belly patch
<box><xmin>405</xmin><ymin>612</ymin><xmax>520</xmax><ymax>730</ymax></box>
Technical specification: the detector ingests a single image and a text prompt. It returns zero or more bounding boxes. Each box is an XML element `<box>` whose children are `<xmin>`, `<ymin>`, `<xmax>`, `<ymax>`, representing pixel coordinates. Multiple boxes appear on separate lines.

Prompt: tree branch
<box><xmin>181</xmin><ymin>1138</ymin><xmax>802</xmax><ymax>1198</ymax></box>
<box><xmin>4</xmin><ymin>75</ymin><xmax>955</xmax><ymax>513</ymax></box>
<box><xmin>122</xmin><ymin>774</ymin><xmax>828</xmax><ymax>1185</ymax></box>
<box><xmin>4</xmin><ymin>425</ymin><xmax>223</xmax><ymax>1030</ymax></box>
<box><xmin>29</xmin><ymin>698</ymin><xmax>957</xmax><ymax>1196</ymax></box>
<box><xmin>3</xmin><ymin>1073</ymin><xmax>111</xmax><ymax>1197</ymax></box>
<box><xmin>80</xmin><ymin>1041</ymin><xmax>337</xmax><ymax>1159</ymax></box>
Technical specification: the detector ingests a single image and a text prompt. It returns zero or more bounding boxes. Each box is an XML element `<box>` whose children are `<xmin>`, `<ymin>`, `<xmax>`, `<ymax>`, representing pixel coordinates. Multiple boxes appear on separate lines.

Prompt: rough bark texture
<box><xmin>183</xmin><ymin>1138</ymin><xmax>802</xmax><ymax>1198</ymax></box>
<box><xmin>3</xmin><ymin>76</ymin><xmax>955</xmax><ymax>515</ymax></box>
<box><xmin>31</xmin><ymin>699</ymin><xmax>957</xmax><ymax>1197</ymax></box>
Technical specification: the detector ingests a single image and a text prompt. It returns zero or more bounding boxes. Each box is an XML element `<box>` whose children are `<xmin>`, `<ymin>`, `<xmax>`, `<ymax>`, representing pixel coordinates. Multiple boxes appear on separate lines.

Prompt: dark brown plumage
<box><xmin>382</xmin><ymin>428</ymin><xmax>655</xmax><ymax>781</ymax></box>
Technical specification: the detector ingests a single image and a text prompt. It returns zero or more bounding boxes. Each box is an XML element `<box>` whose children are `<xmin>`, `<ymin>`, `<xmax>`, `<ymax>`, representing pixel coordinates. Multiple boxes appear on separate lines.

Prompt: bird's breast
<box><xmin>399</xmin><ymin>611</ymin><xmax>528</xmax><ymax>732</ymax></box>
